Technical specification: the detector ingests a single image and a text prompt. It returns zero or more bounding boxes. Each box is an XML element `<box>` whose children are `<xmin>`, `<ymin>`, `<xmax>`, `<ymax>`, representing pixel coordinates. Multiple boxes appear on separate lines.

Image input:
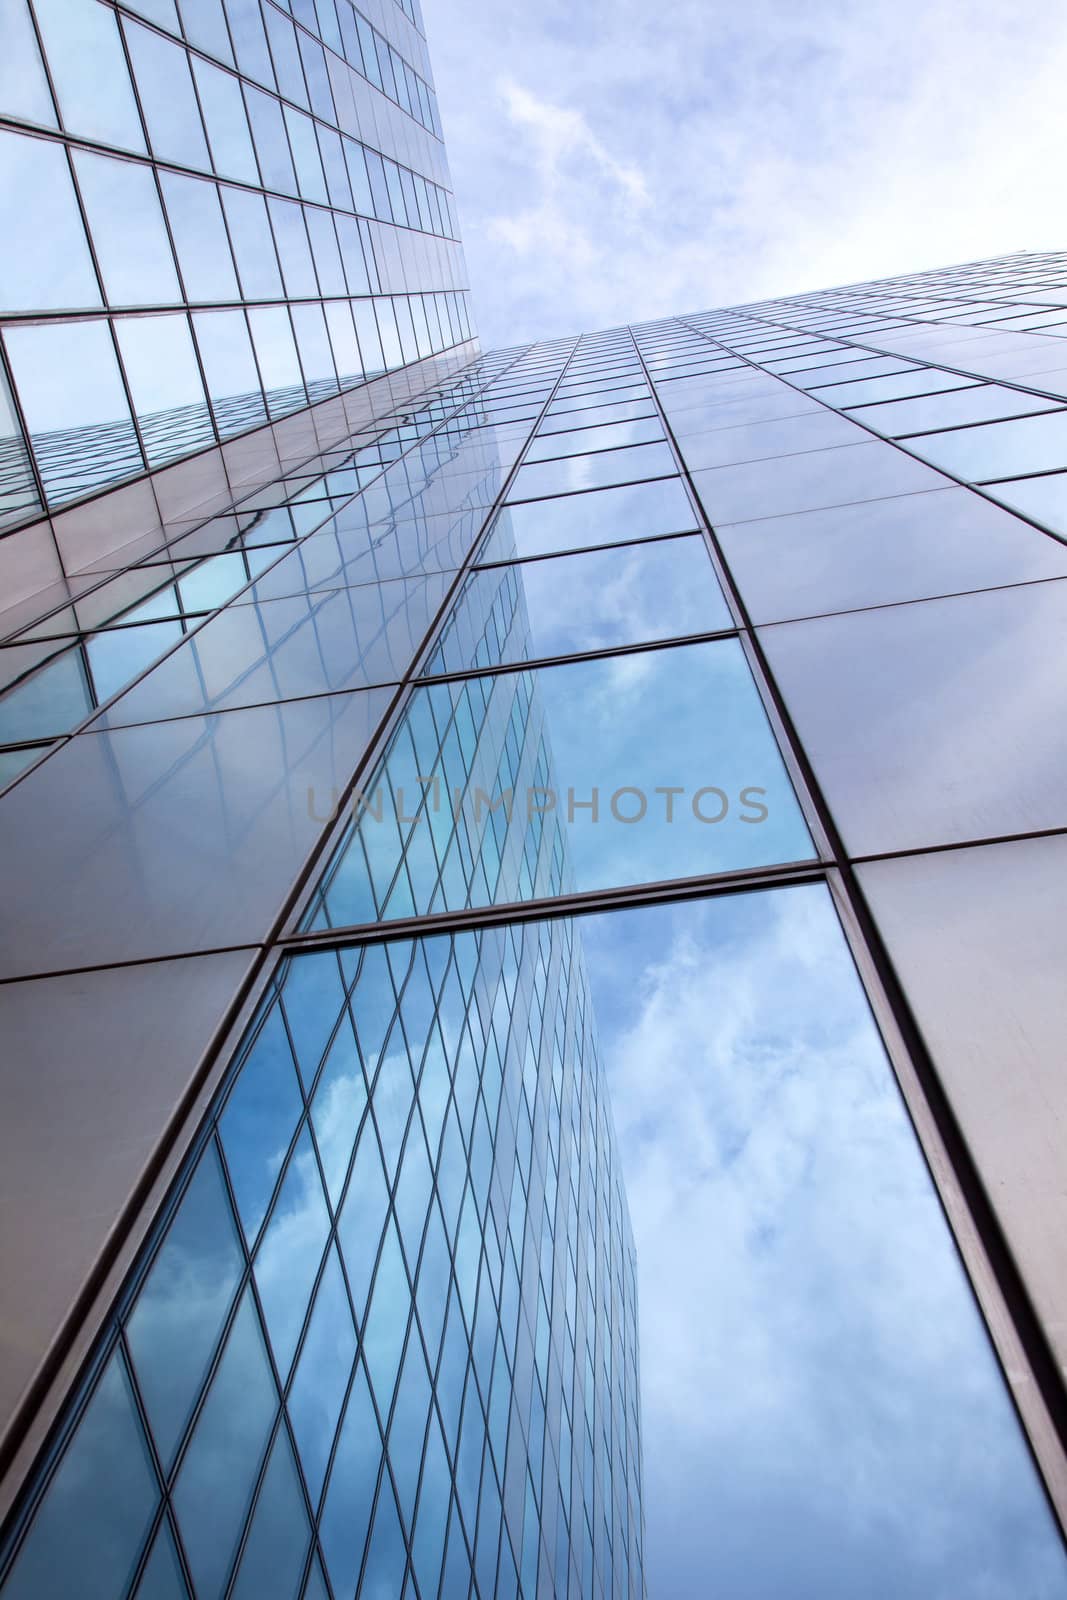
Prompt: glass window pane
<box><xmin>353</xmin><ymin>300</ymin><xmax>385</xmax><ymax>376</ymax></box>
<box><xmin>809</xmin><ymin>368</ymin><xmax>978</xmax><ymax>407</ymax></box>
<box><xmin>125</xmin><ymin>1144</ymin><xmax>244</xmax><ymax>1470</ymax></box>
<box><xmin>192</xmin><ymin>56</ymin><xmax>259</xmax><ymax>184</ymax></box>
<box><xmin>310</xmin><ymin>1010</ymin><xmax>367</xmax><ymax>1205</ymax></box>
<box><xmin>72</xmin><ymin>151</ymin><xmax>181</xmax><ymax>307</ymax></box>
<box><xmin>287</xmin><ymin>1245</ymin><xmax>357</xmax><ymax>1505</ymax></box>
<box><xmin>133</xmin><ymin>1517</ymin><xmax>188</xmax><ymax>1600</ymax></box>
<box><xmin>125</xmin><ymin>23</ymin><xmax>209</xmax><ymax>169</ymax></box>
<box><xmin>305</xmin><ymin>208</ymin><xmax>346</xmax><ymax>296</ymax></box>
<box><xmin>34</xmin><ymin>0</ymin><xmax>145</xmax><ymax>151</ymax></box>
<box><xmin>526</xmin><ymin>416</ymin><xmax>664</xmax><ymax>460</ymax></box>
<box><xmin>584</xmin><ymin>884</ymin><xmax>1067</xmax><ymax>1598</ymax></box>
<box><xmin>284</xmin><ymin>106</ymin><xmax>328</xmax><ymax>204</ymax></box>
<box><xmin>114</xmin><ymin>313</ymin><xmax>214</xmax><ymax>465</ymax></box>
<box><xmin>324</xmin><ymin>300</ymin><xmax>364</xmax><ymax>386</ymax></box>
<box><xmin>291</xmin><ymin>302</ymin><xmax>339</xmax><ymax>400</ymax></box>
<box><xmin>253</xmin><ymin>1126</ymin><xmax>331</xmax><ymax>1378</ymax></box>
<box><xmin>193</xmin><ymin>309</ymin><xmax>269</xmax><ymax>436</ymax></box>
<box><xmin>905</xmin><ymin>410</ymin><xmax>1067</xmax><ymax>480</ymax></box>
<box><xmin>0</xmin><ymin>0</ymin><xmax>56</xmax><ymax>126</ymax></box>
<box><xmin>220</xmin><ymin>186</ymin><xmax>282</xmax><ymax>300</ymax></box>
<box><xmin>249</xmin><ymin>306</ymin><xmax>307</xmax><ymax>417</ymax></box>
<box><xmin>224</xmin><ymin>0</ymin><xmax>275</xmax><ymax>87</ymax></box>
<box><xmin>178</xmin><ymin>0</ymin><xmax>234</xmax><ymax>65</ymax></box>
<box><xmin>3</xmin><ymin>320</ymin><xmax>143</xmax><ymax>500</ymax></box>
<box><xmin>172</xmin><ymin>1287</ymin><xmax>278</xmax><ymax>1600</ymax></box>
<box><xmin>0</xmin><ymin>1349</ymin><xmax>158</xmax><ymax>1600</ymax></box>
<box><xmin>87</xmin><ymin>619</ymin><xmax>183</xmax><ymax>703</ymax></box>
<box><xmin>848</xmin><ymin>384</ymin><xmax>1057</xmax><ymax>436</ymax></box>
<box><xmin>312</xmin><ymin>638</ymin><xmax>813</xmax><ymax>927</ymax></box>
<box><xmin>319</xmin><ymin>1361</ymin><xmax>381</xmax><ymax>1598</ymax></box>
<box><xmin>479</xmin><ymin>478</ymin><xmax>698</xmax><ymax>562</ymax></box>
<box><xmin>229</xmin><ymin>1424</ymin><xmax>311</xmax><ymax>1600</ymax></box>
<box><xmin>761</xmin><ymin>579</ymin><xmax>1067</xmax><ymax>855</ymax></box>
<box><xmin>0</xmin><ymin>130</ymin><xmax>99</xmax><ymax>312</ymax></box>
<box><xmin>245</xmin><ymin>86</ymin><xmax>297</xmax><ymax>194</ymax></box>
<box><xmin>984</xmin><ymin>471</ymin><xmax>1067</xmax><ymax>540</ymax></box>
<box><xmin>263</xmin><ymin>6</ymin><xmax>307</xmax><ymax>106</ymax></box>
<box><xmin>160</xmin><ymin>172</ymin><xmax>240</xmax><ymax>303</ymax></box>
<box><xmin>219</xmin><ymin>1002</ymin><xmax>303</xmax><ymax>1244</ymax></box>
<box><xmin>427</xmin><ymin>535</ymin><xmax>732</xmax><ymax>672</ymax></box>
<box><xmin>0</xmin><ymin>645</ymin><xmax>92</xmax><ymax>742</ymax></box>
<box><xmin>267</xmin><ymin>197</ymin><xmax>319</xmax><ymax>297</ymax></box>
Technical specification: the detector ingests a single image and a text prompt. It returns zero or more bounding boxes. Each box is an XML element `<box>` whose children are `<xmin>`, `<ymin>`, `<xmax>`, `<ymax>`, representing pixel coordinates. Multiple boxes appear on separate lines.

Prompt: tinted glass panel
<box><xmin>0</xmin><ymin>131</ymin><xmax>99</xmax><ymax>312</ymax></box>
<box><xmin>525</xmin><ymin>417</ymin><xmax>664</xmax><ymax>459</ymax></box>
<box><xmin>426</xmin><ymin>535</ymin><xmax>732</xmax><ymax>672</ymax></box>
<box><xmin>72</xmin><ymin>151</ymin><xmax>181</xmax><ymax>307</ymax></box>
<box><xmin>905</xmin><ymin>410</ymin><xmax>1067</xmax><ymax>479</ymax></box>
<box><xmin>0</xmin><ymin>1350</ymin><xmax>157</xmax><ymax>1600</ymax></box>
<box><xmin>309</xmin><ymin>638</ymin><xmax>813</xmax><ymax>929</ymax></box>
<box><xmin>478</xmin><ymin>479</ymin><xmax>698</xmax><ymax>562</ymax></box>
<box><xmin>126</xmin><ymin>1144</ymin><xmax>244</xmax><ymax>1470</ymax></box>
<box><xmin>508</xmin><ymin>442</ymin><xmax>676</xmax><ymax>500</ymax></box>
<box><xmin>172</xmin><ymin>1288</ymin><xmax>277</xmax><ymax>1600</ymax></box>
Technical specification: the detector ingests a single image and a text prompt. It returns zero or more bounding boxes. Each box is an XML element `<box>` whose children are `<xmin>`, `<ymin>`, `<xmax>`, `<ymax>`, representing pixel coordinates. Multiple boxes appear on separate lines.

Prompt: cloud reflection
<box><xmin>581</xmin><ymin>885</ymin><xmax>1067</xmax><ymax>1598</ymax></box>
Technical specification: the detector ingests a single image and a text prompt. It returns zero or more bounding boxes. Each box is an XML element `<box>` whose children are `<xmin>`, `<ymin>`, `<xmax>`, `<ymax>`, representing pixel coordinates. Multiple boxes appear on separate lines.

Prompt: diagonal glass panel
<box><xmin>253</xmin><ymin>1126</ymin><xmax>331</xmax><ymax>1380</ymax></box>
<box><xmin>125</xmin><ymin>1143</ymin><xmax>244</xmax><ymax>1471</ymax></box>
<box><xmin>287</xmin><ymin>1245</ymin><xmax>356</xmax><ymax>1507</ymax></box>
<box><xmin>172</xmin><ymin>1287</ymin><xmax>278</xmax><ymax>1600</ymax></box>
<box><xmin>0</xmin><ymin>1349</ymin><xmax>158</xmax><ymax>1600</ymax></box>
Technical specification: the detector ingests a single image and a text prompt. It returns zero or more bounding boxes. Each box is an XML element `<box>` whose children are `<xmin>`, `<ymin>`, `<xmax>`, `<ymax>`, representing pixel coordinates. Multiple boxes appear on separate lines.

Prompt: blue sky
<box><xmin>427</xmin><ymin>0</ymin><xmax>1067</xmax><ymax>346</ymax></box>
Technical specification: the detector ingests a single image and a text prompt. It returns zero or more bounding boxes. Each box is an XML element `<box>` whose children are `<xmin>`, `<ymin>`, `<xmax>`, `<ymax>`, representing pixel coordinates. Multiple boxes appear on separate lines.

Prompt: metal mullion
<box><xmin>413</xmin><ymin>624</ymin><xmax>743</xmax><ymax>690</ymax></box>
<box><xmin>667</xmin><ymin>309</ymin><xmax>1067</xmax><ymax>1535</ymax></box>
<box><xmin>0</xmin><ymin>349</ymin><xmax>536</xmax><ymax>1505</ymax></box>
<box><xmin>627</xmin><ymin>325</ymin><xmax>834</xmax><ymax>861</ymax></box>
<box><xmin>0</xmin><ymin>350</ymin><xmax>516</xmax><ymax>763</ymax></box>
<box><xmin>680</xmin><ymin>312</ymin><xmax>1067</xmax><ymax>553</ymax></box>
<box><xmin>281</xmin><ymin>859</ymin><xmax>827</xmax><ymax>956</ymax></box>
<box><xmin>275</xmin><ymin>342</ymin><xmax>584</xmax><ymax>939</ymax></box>
<box><xmin>826</xmin><ymin>864</ymin><xmax>1067</xmax><ymax>1530</ymax></box>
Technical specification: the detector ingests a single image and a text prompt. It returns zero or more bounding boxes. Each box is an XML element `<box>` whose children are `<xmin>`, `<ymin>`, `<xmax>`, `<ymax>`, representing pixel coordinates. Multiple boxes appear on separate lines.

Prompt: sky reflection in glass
<box><xmin>581</xmin><ymin>885</ymin><xmax>1067</xmax><ymax>1600</ymax></box>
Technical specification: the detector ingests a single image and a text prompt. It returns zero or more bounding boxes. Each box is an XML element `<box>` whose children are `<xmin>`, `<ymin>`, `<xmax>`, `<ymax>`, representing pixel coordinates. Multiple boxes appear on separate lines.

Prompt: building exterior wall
<box><xmin>2</xmin><ymin>65</ymin><xmax>1067</xmax><ymax>1583</ymax></box>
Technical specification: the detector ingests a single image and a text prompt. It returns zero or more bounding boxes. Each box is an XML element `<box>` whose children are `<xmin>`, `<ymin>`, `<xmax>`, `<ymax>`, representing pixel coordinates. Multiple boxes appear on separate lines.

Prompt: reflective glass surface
<box><xmin>507</xmin><ymin>441</ymin><xmax>677</xmax><ymax>500</ymax></box>
<box><xmin>583</xmin><ymin>886</ymin><xmax>1067</xmax><ymax>1598</ymax></box>
<box><xmin>984</xmin><ymin>471</ymin><xmax>1067</xmax><ymax>539</ymax></box>
<box><xmin>308</xmin><ymin>638</ymin><xmax>813</xmax><ymax>929</ymax></box>
<box><xmin>478</xmin><ymin>477</ymin><xmax>699</xmax><ymax>561</ymax></box>
<box><xmin>126</xmin><ymin>1145</ymin><xmax>244</xmax><ymax>1470</ymax></box>
<box><xmin>0</xmin><ymin>1350</ymin><xmax>158</xmax><ymax>1600</ymax></box>
<box><xmin>0</xmin><ymin>130</ymin><xmax>99</xmax><ymax>312</ymax></box>
<box><xmin>72</xmin><ymin>151</ymin><xmax>182</xmax><ymax>308</ymax></box>
<box><xmin>716</xmin><ymin>487</ymin><xmax>1067</xmax><ymax>622</ymax></box>
<box><xmin>425</xmin><ymin>535</ymin><xmax>732</xmax><ymax>672</ymax></box>
<box><xmin>760</xmin><ymin>580</ymin><xmax>1067</xmax><ymax>854</ymax></box>
<box><xmin>524</xmin><ymin>416</ymin><xmax>664</xmax><ymax>459</ymax></box>
<box><xmin>905</xmin><ymin>409</ymin><xmax>1067</xmax><ymax>479</ymax></box>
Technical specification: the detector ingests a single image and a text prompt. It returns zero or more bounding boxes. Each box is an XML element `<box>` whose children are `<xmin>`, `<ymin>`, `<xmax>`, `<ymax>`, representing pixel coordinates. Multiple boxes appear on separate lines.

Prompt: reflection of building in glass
<box><xmin>3</xmin><ymin>29</ymin><xmax>1067</xmax><ymax>1586</ymax></box>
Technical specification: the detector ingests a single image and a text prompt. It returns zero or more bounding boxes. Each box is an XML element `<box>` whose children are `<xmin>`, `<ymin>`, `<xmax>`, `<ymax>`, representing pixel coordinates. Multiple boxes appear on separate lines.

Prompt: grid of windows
<box><xmin>4</xmin><ymin>252</ymin><xmax>1067</xmax><ymax>1598</ymax></box>
<box><xmin>0</xmin><ymin>919</ymin><xmax>642</xmax><ymax>1600</ymax></box>
<box><xmin>0</xmin><ymin>0</ymin><xmax>471</xmax><ymax>525</ymax></box>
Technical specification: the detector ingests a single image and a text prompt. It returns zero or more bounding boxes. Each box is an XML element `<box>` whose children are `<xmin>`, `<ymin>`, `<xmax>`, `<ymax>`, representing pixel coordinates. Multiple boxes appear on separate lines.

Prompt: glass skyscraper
<box><xmin>2</xmin><ymin>2</ymin><xmax>1067</xmax><ymax>1593</ymax></box>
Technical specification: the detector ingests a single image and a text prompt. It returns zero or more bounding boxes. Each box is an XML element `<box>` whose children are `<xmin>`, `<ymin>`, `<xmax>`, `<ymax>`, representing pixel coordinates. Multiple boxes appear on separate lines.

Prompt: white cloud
<box><xmin>428</xmin><ymin>0</ymin><xmax>1067</xmax><ymax>345</ymax></box>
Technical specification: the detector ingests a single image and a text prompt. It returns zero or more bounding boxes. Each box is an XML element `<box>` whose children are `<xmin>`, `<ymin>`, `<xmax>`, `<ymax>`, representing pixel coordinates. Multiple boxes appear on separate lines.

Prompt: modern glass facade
<box><xmin>3</xmin><ymin>32</ymin><xmax>1067</xmax><ymax>1587</ymax></box>
<box><xmin>0</xmin><ymin>0</ymin><xmax>471</xmax><ymax>527</ymax></box>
